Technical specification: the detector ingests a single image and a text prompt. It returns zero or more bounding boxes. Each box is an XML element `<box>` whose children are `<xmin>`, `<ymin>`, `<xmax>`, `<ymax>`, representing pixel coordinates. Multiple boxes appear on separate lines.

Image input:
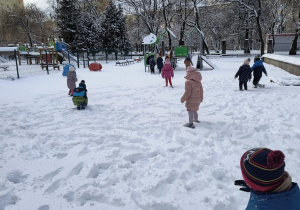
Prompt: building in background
<box><xmin>0</xmin><ymin>0</ymin><xmax>24</xmax><ymax>10</ymax></box>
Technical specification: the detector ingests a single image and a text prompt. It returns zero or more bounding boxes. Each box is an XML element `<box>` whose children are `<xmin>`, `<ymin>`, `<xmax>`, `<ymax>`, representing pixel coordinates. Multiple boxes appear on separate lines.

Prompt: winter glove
<box><xmin>234</xmin><ymin>180</ymin><xmax>250</xmax><ymax>192</ymax></box>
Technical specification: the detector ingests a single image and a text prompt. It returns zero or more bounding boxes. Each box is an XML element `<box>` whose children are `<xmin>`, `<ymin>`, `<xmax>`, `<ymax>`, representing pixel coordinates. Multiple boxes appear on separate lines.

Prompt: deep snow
<box><xmin>1</xmin><ymin>56</ymin><xmax>300</xmax><ymax>210</ymax></box>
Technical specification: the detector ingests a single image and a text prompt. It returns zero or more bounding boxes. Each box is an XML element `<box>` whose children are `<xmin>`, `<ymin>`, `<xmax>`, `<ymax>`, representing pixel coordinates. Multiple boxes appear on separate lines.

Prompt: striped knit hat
<box><xmin>240</xmin><ymin>148</ymin><xmax>286</xmax><ymax>192</ymax></box>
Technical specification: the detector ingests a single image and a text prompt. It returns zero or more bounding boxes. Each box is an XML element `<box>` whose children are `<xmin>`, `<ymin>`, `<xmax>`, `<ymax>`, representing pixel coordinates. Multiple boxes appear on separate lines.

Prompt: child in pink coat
<box><xmin>181</xmin><ymin>66</ymin><xmax>203</xmax><ymax>128</ymax></box>
<box><xmin>161</xmin><ymin>58</ymin><xmax>174</xmax><ymax>88</ymax></box>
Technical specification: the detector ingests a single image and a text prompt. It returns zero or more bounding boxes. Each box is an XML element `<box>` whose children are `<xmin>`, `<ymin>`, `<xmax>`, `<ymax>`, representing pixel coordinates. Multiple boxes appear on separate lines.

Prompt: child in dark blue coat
<box><xmin>72</xmin><ymin>80</ymin><xmax>88</xmax><ymax>110</ymax></box>
<box><xmin>156</xmin><ymin>54</ymin><xmax>164</xmax><ymax>74</ymax></box>
<box><xmin>251</xmin><ymin>56</ymin><xmax>268</xmax><ymax>88</ymax></box>
<box><xmin>234</xmin><ymin>58</ymin><xmax>252</xmax><ymax>91</ymax></box>
<box><xmin>149</xmin><ymin>57</ymin><xmax>156</xmax><ymax>74</ymax></box>
<box><xmin>235</xmin><ymin>148</ymin><xmax>300</xmax><ymax>210</ymax></box>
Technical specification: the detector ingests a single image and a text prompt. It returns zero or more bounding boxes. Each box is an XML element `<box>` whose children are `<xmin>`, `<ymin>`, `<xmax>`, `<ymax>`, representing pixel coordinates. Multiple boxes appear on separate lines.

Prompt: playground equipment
<box><xmin>159</xmin><ymin>28</ymin><xmax>178</xmax><ymax>68</ymax></box>
<box><xmin>62</xmin><ymin>64</ymin><xmax>76</xmax><ymax>76</ymax></box>
<box><xmin>39</xmin><ymin>42</ymin><xmax>60</xmax><ymax>70</ymax></box>
<box><xmin>188</xmin><ymin>26</ymin><xmax>213</xmax><ymax>70</ymax></box>
<box><xmin>56</xmin><ymin>41</ymin><xmax>79</xmax><ymax>64</ymax></box>
<box><xmin>142</xmin><ymin>33</ymin><xmax>159</xmax><ymax>72</ymax></box>
<box><xmin>159</xmin><ymin>28</ymin><xmax>176</xmax><ymax>56</ymax></box>
<box><xmin>89</xmin><ymin>63</ymin><xmax>102</xmax><ymax>71</ymax></box>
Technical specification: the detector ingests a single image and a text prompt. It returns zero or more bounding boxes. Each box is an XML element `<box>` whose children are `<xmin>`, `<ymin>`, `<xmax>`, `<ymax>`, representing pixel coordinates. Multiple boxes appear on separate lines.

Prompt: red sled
<box><xmin>89</xmin><ymin>63</ymin><xmax>102</xmax><ymax>71</ymax></box>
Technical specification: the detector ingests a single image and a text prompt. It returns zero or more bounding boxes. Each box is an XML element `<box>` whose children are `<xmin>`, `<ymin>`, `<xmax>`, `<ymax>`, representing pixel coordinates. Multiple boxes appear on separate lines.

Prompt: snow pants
<box><xmin>188</xmin><ymin>111</ymin><xmax>198</xmax><ymax>124</ymax></box>
<box><xmin>253</xmin><ymin>77</ymin><xmax>261</xmax><ymax>87</ymax></box>
<box><xmin>239</xmin><ymin>81</ymin><xmax>247</xmax><ymax>90</ymax></box>
<box><xmin>165</xmin><ymin>78</ymin><xmax>172</xmax><ymax>87</ymax></box>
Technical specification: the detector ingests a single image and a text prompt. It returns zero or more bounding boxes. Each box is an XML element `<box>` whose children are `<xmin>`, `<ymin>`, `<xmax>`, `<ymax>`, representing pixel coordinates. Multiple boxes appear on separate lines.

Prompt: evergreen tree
<box><xmin>101</xmin><ymin>1</ymin><xmax>131</xmax><ymax>55</ymax></box>
<box><xmin>75</xmin><ymin>11</ymin><xmax>102</xmax><ymax>49</ymax></box>
<box><xmin>56</xmin><ymin>0</ymin><xmax>80</xmax><ymax>50</ymax></box>
<box><xmin>117</xmin><ymin>5</ymin><xmax>131</xmax><ymax>54</ymax></box>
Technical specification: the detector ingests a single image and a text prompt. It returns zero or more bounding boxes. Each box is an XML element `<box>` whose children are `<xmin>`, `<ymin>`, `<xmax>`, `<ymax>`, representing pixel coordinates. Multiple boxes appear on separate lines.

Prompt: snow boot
<box><xmin>184</xmin><ymin>123</ymin><xmax>195</xmax><ymax>129</ymax></box>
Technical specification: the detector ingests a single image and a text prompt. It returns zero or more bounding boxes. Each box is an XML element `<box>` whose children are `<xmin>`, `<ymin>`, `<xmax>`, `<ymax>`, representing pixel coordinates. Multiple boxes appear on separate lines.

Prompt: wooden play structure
<box><xmin>39</xmin><ymin>42</ymin><xmax>60</xmax><ymax>70</ymax></box>
<box><xmin>187</xmin><ymin>26</ymin><xmax>214</xmax><ymax>70</ymax></box>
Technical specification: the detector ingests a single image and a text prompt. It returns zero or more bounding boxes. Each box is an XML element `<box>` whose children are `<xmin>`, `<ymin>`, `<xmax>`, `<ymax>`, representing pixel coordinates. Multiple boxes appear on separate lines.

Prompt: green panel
<box><xmin>19</xmin><ymin>46</ymin><xmax>26</xmax><ymax>51</ymax></box>
<box><xmin>48</xmin><ymin>42</ymin><xmax>55</xmax><ymax>47</ymax></box>
<box><xmin>174</xmin><ymin>46</ymin><xmax>189</xmax><ymax>57</ymax></box>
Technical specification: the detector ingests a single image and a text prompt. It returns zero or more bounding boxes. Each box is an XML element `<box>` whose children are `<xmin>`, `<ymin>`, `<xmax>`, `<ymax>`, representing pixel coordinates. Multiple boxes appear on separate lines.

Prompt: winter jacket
<box><xmin>149</xmin><ymin>59</ymin><xmax>156</xmax><ymax>69</ymax></box>
<box><xmin>245</xmin><ymin>183</ymin><xmax>300</xmax><ymax>210</ymax></box>
<box><xmin>181</xmin><ymin>71</ymin><xmax>203</xmax><ymax>111</ymax></box>
<box><xmin>157</xmin><ymin>57</ymin><xmax>164</xmax><ymax>69</ymax></box>
<box><xmin>184</xmin><ymin>57</ymin><xmax>193</xmax><ymax>69</ymax></box>
<box><xmin>235</xmin><ymin>65</ymin><xmax>252</xmax><ymax>82</ymax></box>
<box><xmin>72</xmin><ymin>86</ymin><xmax>88</xmax><ymax>106</ymax></box>
<box><xmin>67</xmin><ymin>71</ymin><xmax>77</xmax><ymax>90</ymax></box>
<box><xmin>162</xmin><ymin>64</ymin><xmax>174</xmax><ymax>79</ymax></box>
<box><xmin>251</xmin><ymin>60</ymin><xmax>267</xmax><ymax>78</ymax></box>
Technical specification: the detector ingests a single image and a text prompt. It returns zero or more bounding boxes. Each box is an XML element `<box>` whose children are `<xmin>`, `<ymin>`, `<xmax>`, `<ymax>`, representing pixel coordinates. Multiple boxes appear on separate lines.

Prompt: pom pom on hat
<box><xmin>267</xmin><ymin>150</ymin><xmax>285</xmax><ymax>168</ymax></box>
<box><xmin>240</xmin><ymin>148</ymin><xmax>286</xmax><ymax>192</ymax></box>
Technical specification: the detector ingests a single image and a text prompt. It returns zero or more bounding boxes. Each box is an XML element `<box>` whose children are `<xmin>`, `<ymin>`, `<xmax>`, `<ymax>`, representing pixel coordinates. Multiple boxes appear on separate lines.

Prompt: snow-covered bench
<box><xmin>116</xmin><ymin>60</ymin><xmax>128</xmax><ymax>66</ymax></box>
<box><xmin>126</xmin><ymin>59</ymin><xmax>135</xmax><ymax>64</ymax></box>
<box><xmin>0</xmin><ymin>65</ymin><xmax>9</xmax><ymax>70</ymax></box>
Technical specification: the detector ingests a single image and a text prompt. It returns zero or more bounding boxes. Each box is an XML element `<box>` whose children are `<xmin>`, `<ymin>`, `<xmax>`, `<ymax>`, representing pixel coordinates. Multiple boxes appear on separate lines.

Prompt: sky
<box><xmin>23</xmin><ymin>0</ymin><xmax>49</xmax><ymax>10</ymax></box>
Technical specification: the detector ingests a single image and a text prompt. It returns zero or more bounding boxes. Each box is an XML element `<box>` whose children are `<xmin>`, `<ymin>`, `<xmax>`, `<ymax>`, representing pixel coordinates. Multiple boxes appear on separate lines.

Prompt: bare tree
<box><xmin>6</xmin><ymin>4</ymin><xmax>51</xmax><ymax>46</ymax></box>
<box><xmin>289</xmin><ymin>0</ymin><xmax>300</xmax><ymax>55</ymax></box>
<box><xmin>123</xmin><ymin>0</ymin><xmax>160</xmax><ymax>34</ymax></box>
<box><xmin>228</xmin><ymin>0</ymin><xmax>266</xmax><ymax>55</ymax></box>
<box><xmin>174</xmin><ymin>0</ymin><xmax>194</xmax><ymax>45</ymax></box>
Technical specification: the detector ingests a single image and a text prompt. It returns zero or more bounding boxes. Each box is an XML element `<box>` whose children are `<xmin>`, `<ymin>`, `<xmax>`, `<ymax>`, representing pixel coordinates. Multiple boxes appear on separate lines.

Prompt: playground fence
<box><xmin>0</xmin><ymin>48</ymin><xmax>144</xmax><ymax>80</ymax></box>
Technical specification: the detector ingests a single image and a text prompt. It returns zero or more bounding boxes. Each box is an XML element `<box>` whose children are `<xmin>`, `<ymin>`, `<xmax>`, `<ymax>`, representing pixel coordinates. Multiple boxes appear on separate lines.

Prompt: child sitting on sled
<box><xmin>72</xmin><ymin>80</ymin><xmax>88</xmax><ymax>110</ymax></box>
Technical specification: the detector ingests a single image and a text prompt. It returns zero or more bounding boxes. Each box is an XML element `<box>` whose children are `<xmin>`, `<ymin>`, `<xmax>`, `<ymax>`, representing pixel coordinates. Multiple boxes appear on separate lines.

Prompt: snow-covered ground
<box><xmin>1</xmin><ymin>56</ymin><xmax>300</xmax><ymax>210</ymax></box>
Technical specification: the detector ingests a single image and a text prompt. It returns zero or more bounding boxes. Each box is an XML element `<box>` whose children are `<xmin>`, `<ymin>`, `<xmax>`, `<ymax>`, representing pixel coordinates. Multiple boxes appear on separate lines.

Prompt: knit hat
<box><xmin>69</xmin><ymin>66</ymin><xmax>75</xmax><ymax>71</ymax></box>
<box><xmin>80</xmin><ymin>80</ymin><xmax>85</xmax><ymax>84</ymax></box>
<box><xmin>244</xmin><ymin>58</ymin><xmax>251</xmax><ymax>65</ymax></box>
<box><xmin>165</xmin><ymin>58</ymin><xmax>171</xmax><ymax>65</ymax></box>
<box><xmin>187</xmin><ymin>66</ymin><xmax>196</xmax><ymax>72</ymax></box>
<box><xmin>240</xmin><ymin>148</ymin><xmax>286</xmax><ymax>192</ymax></box>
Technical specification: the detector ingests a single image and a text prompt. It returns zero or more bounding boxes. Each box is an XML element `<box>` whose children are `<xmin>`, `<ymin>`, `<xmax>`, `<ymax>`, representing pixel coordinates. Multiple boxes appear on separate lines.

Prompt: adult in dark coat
<box><xmin>251</xmin><ymin>57</ymin><xmax>268</xmax><ymax>88</ymax></box>
<box><xmin>235</xmin><ymin>58</ymin><xmax>252</xmax><ymax>91</ymax></box>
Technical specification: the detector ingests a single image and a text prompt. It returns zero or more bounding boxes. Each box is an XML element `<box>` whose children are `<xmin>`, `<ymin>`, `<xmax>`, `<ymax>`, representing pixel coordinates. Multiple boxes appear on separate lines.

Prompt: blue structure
<box><xmin>62</xmin><ymin>64</ymin><xmax>76</xmax><ymax>76</ymax></box>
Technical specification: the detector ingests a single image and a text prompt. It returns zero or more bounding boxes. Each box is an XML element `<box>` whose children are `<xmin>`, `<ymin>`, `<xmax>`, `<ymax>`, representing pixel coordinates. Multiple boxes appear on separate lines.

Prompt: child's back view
<box><xmin>67</xmin><ymin>66</ymin><xmax>77</xmax><ymax>96</ymax></box>
<box><xmin>72</xmin><ymin>80</ymin><xmax>88</xmax><ymax>110</ymax></box>
<box><xmin>234</xmin><ymin>58</ymin><xmax>251</xmax><ymax>91</ymax></box>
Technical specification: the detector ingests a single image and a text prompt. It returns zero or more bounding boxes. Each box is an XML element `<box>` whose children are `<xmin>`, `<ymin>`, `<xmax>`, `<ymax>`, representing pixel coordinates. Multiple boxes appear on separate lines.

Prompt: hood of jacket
<box><xmin>254</xmin><ymin>60</ymin><xmax>264</xmax><ymax>66</ymax></box>
<box><xmin>185</xmin><ymin>71</ymin><xmax>202</xmax><ymax>83</ymax></box>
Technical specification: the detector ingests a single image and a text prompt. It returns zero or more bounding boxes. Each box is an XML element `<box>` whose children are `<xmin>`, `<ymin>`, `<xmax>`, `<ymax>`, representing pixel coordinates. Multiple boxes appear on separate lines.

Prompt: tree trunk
<box><xmin>244</xmin><ymin>29</ymin><xmax>250</xmax><ymax>53</ymax></box>
<box><xmin>256</xmin><ymin>0</ymin><xmax>264</xmax><ymax>56</ymax></box>
<box><xmin>289</xmin><ymin>29</ymin><xmax>299</xmax><ymax>55</ymax></box>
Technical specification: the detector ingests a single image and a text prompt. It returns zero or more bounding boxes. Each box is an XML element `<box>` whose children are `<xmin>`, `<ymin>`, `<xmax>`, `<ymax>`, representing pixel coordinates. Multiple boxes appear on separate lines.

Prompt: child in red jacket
<box><xmin>161</xmin><ymin>58</ymin><xmax>174</xmax><ymax>88</ymax></box>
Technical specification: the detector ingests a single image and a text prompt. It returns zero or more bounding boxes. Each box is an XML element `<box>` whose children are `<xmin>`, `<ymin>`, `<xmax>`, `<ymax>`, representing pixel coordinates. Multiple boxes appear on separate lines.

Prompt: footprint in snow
<box><xmin>6</xmin><ymin>170</ymin><xmax>28</xmax><ymax>184</ymax></box>
<box><xmin>66</xmin><ymin>162</ymin><xmax>84</xmax><ymax>178</ymax></box>
<box><xmin>38</xmin><ymin>205</ymin><xmax>49</xmax><ymax>210</ymax></box>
